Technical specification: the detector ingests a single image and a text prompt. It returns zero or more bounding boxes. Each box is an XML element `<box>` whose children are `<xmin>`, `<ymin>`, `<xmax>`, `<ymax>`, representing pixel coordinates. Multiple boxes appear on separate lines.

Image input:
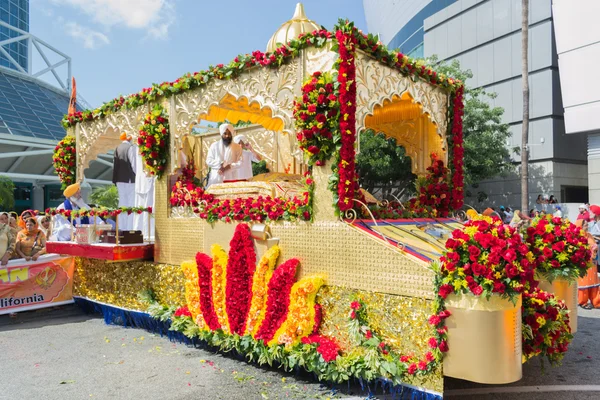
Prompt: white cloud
<box><xmin>51</xmin><ymin>0</ymin><xmax>175</xmax><ymax>39</ymax></box>
<box><xmin>63</xmin><ymin>21</ymin><xmax>110</xmax><ymax>49</ymax></box>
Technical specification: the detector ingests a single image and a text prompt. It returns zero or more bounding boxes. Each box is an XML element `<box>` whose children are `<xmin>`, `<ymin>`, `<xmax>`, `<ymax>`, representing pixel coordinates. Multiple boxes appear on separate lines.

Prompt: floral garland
<box><xmin>246</xmin><ymin>246</ymin><xmax>280</xmax><ymax>335</ymax></box>
<box><xmin>293</xmin><ymin>71</ymin><xmax>339</xmax><ymax>166</ymax></box>
<box><xmin>438</xmin><ymin>217</ymin><xmax>535</xmax><ymax>303</ymax></box>
<box><xmin>53</xmin><ymin>136</ymin><xmax>77</xmax><ymax>189</ymax></box>
<box><xmin>334</xmin><ymin>24</ymin><xmax>358</xmax><ymax>213</ymax></box>
<box><xmin>210</xmin><ymin>244</ymin><xmax>230</xmax><ymax>333</ymax></box>
<box><xmin>62</xmin><ymin>30</ymin><xmax>334</xmax><ymax>128</ymax></box>
<box><xmin>449</xmin><ymin>86</ymin><xmax>465</xmax><ymax>210</ymax></box>
<box><xmin>225</xmin><ymin>224</ymin><xmax>256</xmax><ymax>335</ymax></box>
<box><xmin>522</xmin><ymin>288</ymin><xmax>572</xmax><ymax>366</ymax></box>
<box><xmin>301</xmin><ymin>334</ymin><xmax>341</xmax><ymax>362</ymax></box>
<box><xmin>254</xmin><ymin>258</ymin><xmax>299</xmax><ymax>343</ymax></box>
<box><xmin>524</xmin><ymin>215</ymin><xmax>591</xmax><ymax>282</ymax></box>
<box><xmin>408</xmin><ymin>154</ymin><xmax>451</xmax><ymax>217</ymax></box>
<box><xmin>195</xmin><ymin>252</ymin><xmax>221</xmax><ymax>331</ymax></box>
<box><xmin>271</xmin><ymin>275</ymin><xmax>325</xmax><ymax>346</ymax></box>
<box><xmin>138</xmin><ymin>104</ymin><xmax>169</xmax><ymax>179</ymax></box>
<box><xmin>46</xmin><ymin>206</ymin><xmax>152</xmax><ymax>219</ymax></box>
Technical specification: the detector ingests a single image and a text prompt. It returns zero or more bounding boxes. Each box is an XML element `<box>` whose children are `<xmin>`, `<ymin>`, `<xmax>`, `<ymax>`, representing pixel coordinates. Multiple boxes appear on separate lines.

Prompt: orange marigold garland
<box><xmin>246</xmin><ymin>245</ymin><xmax>280</xmax><ymax>336</ymax></box>
<box><xmin>53</xmin><ymin>136</ymin><xmax>77</xmax><ymax>189</ymax></box>
<box><xmin>211</xmin><ymin>244</ymin><xmax>230</xmax><ymax>333</ymax></box>
<box><xmin>254</xmin><ymin>258</ymin><xmax>299</xmax><ymax>343</ymax></box>
<box><xmin>138</xmin><ymin>104</ymin><xmax>169</xmax><ymax>179</ymax></box>
<box><xmin>271</xmin><ymin>275</ymin><xmax>325</xmax><ymax>346</ymax></box>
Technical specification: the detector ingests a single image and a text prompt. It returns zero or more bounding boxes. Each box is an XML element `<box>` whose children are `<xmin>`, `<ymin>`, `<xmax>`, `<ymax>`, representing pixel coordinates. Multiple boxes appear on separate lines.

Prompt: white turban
<box><xmin>233</xmin><ymin>134</ymin><xmax>247</xmax><ymax>145</ymax></box>
<box><xmin>219</xmin><ymin>124</ymin><xmax>234</xmax><ymax>136</ymax></box>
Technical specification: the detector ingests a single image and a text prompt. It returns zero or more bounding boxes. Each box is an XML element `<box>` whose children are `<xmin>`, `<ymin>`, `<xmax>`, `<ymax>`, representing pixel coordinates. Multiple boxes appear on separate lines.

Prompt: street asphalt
<box><xmin>1</xmin><ymin>305</ymin><xmax>600</xmax><ymax>400</ymax></box>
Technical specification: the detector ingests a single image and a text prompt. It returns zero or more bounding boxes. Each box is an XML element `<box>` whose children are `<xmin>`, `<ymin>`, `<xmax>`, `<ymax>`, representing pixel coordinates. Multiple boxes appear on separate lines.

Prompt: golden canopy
<box><xmin>266</xmin><ymin>3</ymin><xmax>320</xmax><ymax>52</ymax></box>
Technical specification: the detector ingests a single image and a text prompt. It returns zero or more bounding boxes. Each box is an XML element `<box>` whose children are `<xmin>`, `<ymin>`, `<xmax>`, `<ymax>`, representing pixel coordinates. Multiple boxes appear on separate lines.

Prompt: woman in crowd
<box><xmin>548</xmin><ymin>195</ymin><xmax>558</xmax><ymax>204</ymax></box>
<box><xmin>15</xmin><ymin>217</ymin><xmax>46</xmax><ymax>262</ymax></box>
<box><xmin>0</xmin><ymin>212</ymin><xmax>15</xmax><ymax>266</ymax></box>
<box><xmin>18</xmin><ymin>209</ymin><xmax>36</xmax><ymax>229</ymax></box>
<box><xmin>576</xmin><ymin>220</ymin><xmax>600</xmax><ymax>309</ymax></box>
<box><xmin>37</xmin><ymin>215</ymin><xmax>51</xmax><ymax>238</ymax></box>
<box><xmin>8</xmin><ymin>213</ymin><xmax>19</xmax><ymax>236</ymax></box>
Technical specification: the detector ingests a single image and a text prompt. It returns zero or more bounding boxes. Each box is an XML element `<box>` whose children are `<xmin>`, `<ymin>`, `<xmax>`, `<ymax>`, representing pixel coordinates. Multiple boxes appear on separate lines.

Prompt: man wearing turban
<box><xmin>205</xmin><ymin>124</ymin><xmax>243</xmax><ymax>187</ymax></box>
<box><xmin>50</xmin><ymin>183</ymin><xmax>108</xmax><ymax>241</ymax></box>
<box><xmin>112</xmin><ymin>132</ymin><xmax>137</xmax><ymax>230</ymax></box>
<box><xmin>233</xmin><ymin>134</ymin><xmax>262</xmax><ymax>181</ymax></box>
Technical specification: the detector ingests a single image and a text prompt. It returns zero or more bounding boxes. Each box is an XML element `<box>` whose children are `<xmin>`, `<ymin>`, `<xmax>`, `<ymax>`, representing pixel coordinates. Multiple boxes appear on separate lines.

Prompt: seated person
<box><xmin>0</xmin><ymin>212</ymin><xmax>15</xmax><ymax>266</ymax></box>
<box><xmin>15</xmin><ymin>217</ymin><xmax>46</xmax><ymax>262</ymax></box>
<box><xmin>51</xmin><ymin>183</ymin><xmax>108</xmax><ymax>241</ymax></box>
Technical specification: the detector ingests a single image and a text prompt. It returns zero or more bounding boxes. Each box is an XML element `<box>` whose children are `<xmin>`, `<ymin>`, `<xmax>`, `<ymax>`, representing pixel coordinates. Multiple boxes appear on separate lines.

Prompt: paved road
<box><xmin>1</xmin><ymin>305</ymin><xmax>600</xmax><ymax>400</ymax></box>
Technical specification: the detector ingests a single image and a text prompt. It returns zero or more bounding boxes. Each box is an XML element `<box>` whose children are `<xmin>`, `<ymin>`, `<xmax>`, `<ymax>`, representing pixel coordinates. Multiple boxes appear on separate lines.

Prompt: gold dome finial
<box><xmin>266</xmin><ymin>2</ymin><xmax>320</xmax><ymax>53</ymax></box>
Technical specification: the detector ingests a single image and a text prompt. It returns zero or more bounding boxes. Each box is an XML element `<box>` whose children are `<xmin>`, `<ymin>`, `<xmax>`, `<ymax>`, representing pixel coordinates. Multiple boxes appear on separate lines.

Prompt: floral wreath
<box><xmin>53</xmin><ymin>136</ymin><xmax>77</xmax><ymax>190</ymax></box>
<box><xmin>294</xmin><ymin>71</ymin><xmax>339</xmax><ymax>166</ymax></box>
<box><xmin>138</xmin><ymin>104</ymin><xmax>169</xmax><ymax>179</ymax></box>
<box><xmin>46</xmin><ymin>206</ymin><xmax>152</xmax><ymax>219</ymax></box>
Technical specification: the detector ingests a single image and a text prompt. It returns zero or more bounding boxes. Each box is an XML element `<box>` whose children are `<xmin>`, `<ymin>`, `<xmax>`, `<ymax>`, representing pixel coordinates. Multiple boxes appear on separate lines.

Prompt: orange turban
<box><xmin>482</xmin><ymin>208</ymin><xmax>494</xmax><ymax>216</ymax></box>
<box><xmin>119</xmin><ymin>132</ymin><xmax>131</xmax><ymax>141</ymax></box>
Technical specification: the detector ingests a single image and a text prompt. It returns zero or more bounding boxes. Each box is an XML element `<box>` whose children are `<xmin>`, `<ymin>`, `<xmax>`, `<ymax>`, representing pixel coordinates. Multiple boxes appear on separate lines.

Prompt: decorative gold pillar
<box><xmin>443</xmin><ymin>294</ymin><xmax>522</xmax><ymax>384</ymax></box>
<box><xmin>538</xmin><ymin>278</ymin><xmax>578</xmax><ymax>334</ymax></box>
<box><xmin>311</xmin><ymin>160</ymin><xmax>337</xmax><ymax>221</ymax></box>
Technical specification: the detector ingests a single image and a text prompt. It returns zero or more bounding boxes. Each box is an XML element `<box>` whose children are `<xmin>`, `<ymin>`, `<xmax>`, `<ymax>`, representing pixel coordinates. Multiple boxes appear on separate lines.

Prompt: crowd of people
<box><xmin>0</xmin><ymin>209</ymin><xmax>51</xmax><ymax>266</ymax></box>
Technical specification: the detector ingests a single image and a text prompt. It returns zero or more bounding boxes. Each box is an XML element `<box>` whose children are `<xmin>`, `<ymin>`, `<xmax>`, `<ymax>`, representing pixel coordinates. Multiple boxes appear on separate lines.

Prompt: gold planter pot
<box><xmin>537</xmin><ymin>278</ymin><xmax>578</xmax><ymax>334</ymax></box>
<box><xmin>443</xmin><ymin>293</ymin><xmax>522</xmax><ymax>384</ymax></box>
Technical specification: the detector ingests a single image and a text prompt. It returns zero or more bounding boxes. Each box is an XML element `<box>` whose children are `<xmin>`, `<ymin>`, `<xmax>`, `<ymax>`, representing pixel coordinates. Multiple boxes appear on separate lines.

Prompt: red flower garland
<box><xmin>312</xmin><ymin>303</ymin><xmax>323</xmax><ymax>335</ymax></box>
<box><xmin>138</xmin><ymin>104</ymin><xmax>169</xmax><ymax>179</ymax></box>
<box><xmin>196</xmin><ymin>253</ymin><xmax>221</xmax><ymax>331</ymax></box>
<box><xmin>294</xmin><ymin>71</ymin><xmax>339</xmax><ymax>166</ymax></box>
<box><xmin>53</xmin><ymin>136</ymin><xmax>77</xmax><ymax>189</ymax></box>
<box><xmin>254</xmin><ymin>258</ymin><xmax>299</xmax><ymax>343</ymax></box>
<box><xmin>449</xmin><ymin>86</ymin><xmax>465</xmax><ymax>210</ymax></box>
<box><xmin>174</xmin><ymin>305</ymin><xmax>192</xmax><ymax>318</ymax></box>
<box><xmin>225</xmin><ymin>224</ymin><xmax>257</xmax><ymax>335</ymax></box>
<box><xmin>335</xmin><ymin>28</ymin><xmax>358</xmax><ymax>213</ymax></box>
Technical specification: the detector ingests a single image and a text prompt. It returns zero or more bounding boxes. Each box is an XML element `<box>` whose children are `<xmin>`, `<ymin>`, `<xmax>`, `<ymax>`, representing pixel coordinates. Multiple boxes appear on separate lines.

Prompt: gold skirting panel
<box><xmin>73</xmin><ymin>258</ymin><xmax>186</xmax><ymax>311</ymax></box>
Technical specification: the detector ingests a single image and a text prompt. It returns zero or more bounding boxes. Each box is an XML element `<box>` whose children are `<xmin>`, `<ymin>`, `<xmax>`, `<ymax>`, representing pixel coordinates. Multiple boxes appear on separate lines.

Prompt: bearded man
<box><xmin>206</xmin><ymin>124</ymin><xmax>242</xmax><ymax>187</ymax></box>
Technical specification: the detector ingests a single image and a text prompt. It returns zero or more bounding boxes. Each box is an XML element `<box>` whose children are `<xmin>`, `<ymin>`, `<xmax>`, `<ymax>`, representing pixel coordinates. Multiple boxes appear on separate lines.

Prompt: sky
<box><xmin>29</xmin><ymin>0</ymin><xmax>368</xmax><ymax>108</ymax></box>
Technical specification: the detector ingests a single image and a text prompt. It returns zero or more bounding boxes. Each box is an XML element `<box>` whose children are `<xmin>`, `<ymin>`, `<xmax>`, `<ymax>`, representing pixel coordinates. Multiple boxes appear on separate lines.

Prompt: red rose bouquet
<box><xmin>408</xmin><ymin>153</ymin><xmax>451</xmax><ymax>218</ymax></box>
<box><xmin>53</xmin><ymin>136</ymin><xmax>77</xmax><ymax>189</ymax></box>
<box><xmin>438</xmin><ymin>217</ymin><xmax>535</xmax><ymax>303</ymax></box>
<box><xmin>525</xmin><ymin>215</ymin><xmax>591</xmax><ymax>282</ymax></box>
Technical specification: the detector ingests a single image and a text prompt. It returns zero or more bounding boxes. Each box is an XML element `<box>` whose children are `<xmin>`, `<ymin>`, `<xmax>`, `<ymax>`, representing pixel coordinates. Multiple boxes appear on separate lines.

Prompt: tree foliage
<box><xmin>89</xmin><ymin>184</ymin><xmax>119</xmax><ymax>208</ymax></box>
<box><xmin>0</xmin><ymin>176</ymin><xmax>15</xmax><ymax>211</ymax></box>
<box><xmin>426</xmin><ymin>56</ymin><xmax>514</xmax><ymax>189</ymax></box>
<box><xmin>356</xmin><ymin>130</ymin><xmax>415</xmax><ymax>199</ymax></box>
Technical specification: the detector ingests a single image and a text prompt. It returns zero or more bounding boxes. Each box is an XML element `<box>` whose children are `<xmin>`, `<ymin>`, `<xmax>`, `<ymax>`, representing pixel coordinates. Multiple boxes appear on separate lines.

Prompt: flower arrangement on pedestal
<box><xmin>53</xmin><ymin>136</ymin><xmax>77</xmax><ymax>189</ymax></box>
<box><xmin>522</xmin><ymin>288</ymin><xmax>572</xmax><ymax>366</ymax></box>
<box><xmin>408</xmin><ymin>154</ymin><xmax>452</xmax><ymax>218</ymax></box>
<box><xmin>294</xmin><ymin>71</ymin><xmax>339</xmax><ymax>166</ymax></box>
<box><xmin>524</xmin><ymin>215</ymin><xmax>591</xmax><ymax>282</ymax></box>
<box><xmin>138</xmin><ymin>104</ymin><xmax>169</xmax><ymax>179</ymax></box>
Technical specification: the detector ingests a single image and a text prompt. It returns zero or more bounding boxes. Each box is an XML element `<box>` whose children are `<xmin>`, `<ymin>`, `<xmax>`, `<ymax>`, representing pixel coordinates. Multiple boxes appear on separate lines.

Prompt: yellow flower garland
<box><xmin>211</xmin><ymin>244</ymin><xmax>230</xmax><ymax>333</ymax></box>
<box><xmin>248</xmin><ymin>246</ymin><xmax>280</xmax><ymax>337</ymax></box>
<box><xmin>181</xmin><ymin>260</ymin><xmax>205</xmax><ymax>329</ymax></box>
<box><xmin>270</xmin><ymin>275</ymin><xmax>325</xmax><ymax>346</ymax></box>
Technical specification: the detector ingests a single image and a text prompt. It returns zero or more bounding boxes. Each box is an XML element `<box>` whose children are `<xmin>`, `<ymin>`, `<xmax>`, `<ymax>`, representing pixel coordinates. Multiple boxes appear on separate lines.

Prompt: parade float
<box><xmin>34</xmin><ymin>4</ymin><xmax>590</xmax><ymax>398</ymax></box>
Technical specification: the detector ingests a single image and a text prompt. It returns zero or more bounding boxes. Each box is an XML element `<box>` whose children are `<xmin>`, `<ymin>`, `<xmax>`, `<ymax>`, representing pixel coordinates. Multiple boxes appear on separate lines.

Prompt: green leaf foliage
<box><xmin>0</xmin><ymin>176</ymin><xmax>15</xmax><ymax>211</ymax></box>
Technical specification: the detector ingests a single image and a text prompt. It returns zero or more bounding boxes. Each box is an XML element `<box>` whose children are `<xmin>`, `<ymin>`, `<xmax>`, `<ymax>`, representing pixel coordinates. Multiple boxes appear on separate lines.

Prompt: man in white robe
<box><xmin>112</xmin><ymin>132</ymin><xmax>136</xmax><ymax>230</ymax></box>
<box><xmin>206</xmin><ymin>124</ymin><xmax>243</xmax><ymax>187</ymax></box>
<box><xmin>233</xmin><ymin>134</ymin><xmax>262</xmax><ymax>181</ymax></box>
<box><xmin>133</xmin><ymin>144</ymin><xmax>155</xmax><ymax>240</ymax></box>
<box><xmin>50</xmin><ymin>183</ymin><xmax>109</xmax><ymax>241</ymax></box>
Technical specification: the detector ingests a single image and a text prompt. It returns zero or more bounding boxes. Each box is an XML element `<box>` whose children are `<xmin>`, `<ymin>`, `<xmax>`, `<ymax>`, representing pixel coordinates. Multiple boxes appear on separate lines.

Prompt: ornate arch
<box><xmin>354</xmin><ymin>51</ymin><xmax>449</xmax><ymax>175</ymax></box>
<box><xmin>170</xmin><ymin>58</ymin><xmax>302</xmax><ymax>172</ymax></box>
<box><xmin>76</xmin><ymin>104</ymin><xmax>150</xmax><ymax>181</ymax></box>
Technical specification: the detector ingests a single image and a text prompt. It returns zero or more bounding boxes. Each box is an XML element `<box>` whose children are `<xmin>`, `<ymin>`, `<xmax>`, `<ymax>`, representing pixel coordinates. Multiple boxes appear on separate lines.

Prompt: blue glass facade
<box><xmin>0</xmin><ymin>0</ymin><xmax>29</xmax><ymax>71</ymax></box>
<box><xmin>387</xmin><ymin>0</ymin><xmax>457</xmax><ymax>58</ymax></box>
<box><xmin>0</xmin><ymin>70</ymin><xmax>73</xmax><ymax>141</ymax></box>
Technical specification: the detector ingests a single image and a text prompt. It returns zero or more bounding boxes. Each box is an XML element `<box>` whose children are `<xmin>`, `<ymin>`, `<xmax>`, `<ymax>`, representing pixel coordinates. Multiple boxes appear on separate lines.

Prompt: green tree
<box><xmin>426</xmin><ymin>56</ymin><xmax>514</xmax><ymax>198</ymax></box>
<box><xmin>0</xmin><ymin>176</ymin><xmax>15</xmax><ymax>211</ymax></box>
<box><xmin>356</xmin><ymin>130</ymin><xmax>415</xmax><ymax>199</ymax></box>
<box><xmin>89</xmin><ymin>184</ymin><xmax>119</xmax><ymax>208</ymax></box>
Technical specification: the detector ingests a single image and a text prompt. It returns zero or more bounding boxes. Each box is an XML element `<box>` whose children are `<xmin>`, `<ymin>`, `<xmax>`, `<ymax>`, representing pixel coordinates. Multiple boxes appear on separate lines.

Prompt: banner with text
<box><xmin>0</xmin><ymin>254</ymin><xmax>75</xmax><ymax>315</ymax></box>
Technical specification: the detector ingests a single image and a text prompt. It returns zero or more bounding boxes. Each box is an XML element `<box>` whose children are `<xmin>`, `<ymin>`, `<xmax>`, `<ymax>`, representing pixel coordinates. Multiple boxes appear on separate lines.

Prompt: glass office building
<box><xmin>0</xmin><ymin>0</ymin><xmax>29</xmax><ymax>71</ymax></box>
